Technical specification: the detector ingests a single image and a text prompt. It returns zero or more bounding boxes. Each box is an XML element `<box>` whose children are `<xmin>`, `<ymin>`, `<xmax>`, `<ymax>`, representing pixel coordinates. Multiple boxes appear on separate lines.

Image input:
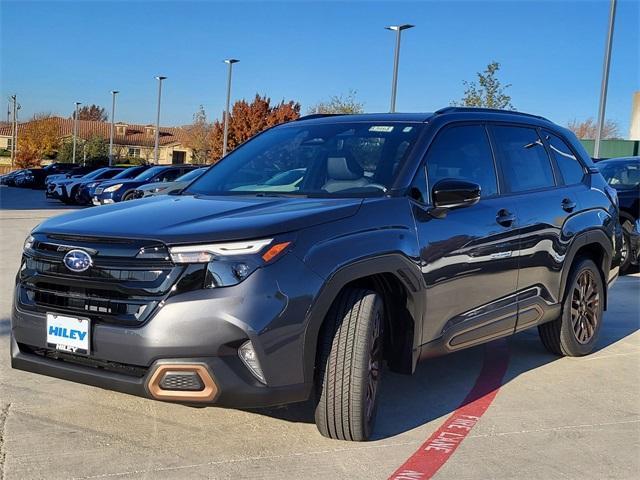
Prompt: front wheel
<box><xmin>620</xmin><ymin>220</ymin><xmax>634</xmax><ymax>274</ymax></box>
<box><xmin>314</xmin><ymin>288</ymin><xmax>384</xmax><ymax>441</ymax></box>
<box><xmin>122</xmin><ymin>191</ymin><xmax>135</xmax><ymax>201</ymax></box>
<box><xmin>538</xmin><ymin>258</ymin><xmax>604</xmax><ymax>356</ymax></box>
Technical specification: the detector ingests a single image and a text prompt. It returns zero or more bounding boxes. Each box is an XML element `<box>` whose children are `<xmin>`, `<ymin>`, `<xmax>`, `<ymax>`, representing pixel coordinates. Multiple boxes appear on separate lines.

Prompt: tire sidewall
<box><xmin>359</xmin><ymin>296</ymin><xmax>384</xmax><ymax>440</ymax></box>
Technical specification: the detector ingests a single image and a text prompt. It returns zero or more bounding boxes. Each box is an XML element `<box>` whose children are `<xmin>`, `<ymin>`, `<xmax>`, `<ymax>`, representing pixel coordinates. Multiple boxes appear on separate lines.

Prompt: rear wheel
<box><xmin>538</xmin><ymin>258</ymin><xmax>604</xmax><ymax>356</ymax></box>
<box><xmin>314</xmin><ymin>288</ymin><xmax>384</xmax><ymax>441</ymax></box>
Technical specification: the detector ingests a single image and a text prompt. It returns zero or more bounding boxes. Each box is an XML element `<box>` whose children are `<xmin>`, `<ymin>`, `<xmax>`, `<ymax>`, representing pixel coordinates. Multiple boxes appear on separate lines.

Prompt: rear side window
<box><xmin>544</xmin><ymin>131</ymin><xmax>584</xmax><ymax>185</ymax></box>
<box><xmin>425</xmin><ymin>125</ymin><xmax>498</xmax><ymax>198</ymax></box>
<box><xmin>156</xmin><ymin>169</ymin><xmax>181</xmax><ymax>182</ymax></box>
<box><xmin>492</xmin><ymin>126</ymin><xmax>555</xmax><ymax>193</ymax></box>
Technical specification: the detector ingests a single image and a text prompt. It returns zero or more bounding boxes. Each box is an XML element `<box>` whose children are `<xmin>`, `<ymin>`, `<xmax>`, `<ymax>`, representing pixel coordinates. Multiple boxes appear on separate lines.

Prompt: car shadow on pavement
<box><xmin>248</xmin><ymin>290</ymin><xmax>639</xmax><ymax>440</ymax></box>
<box><xmin>0</xmin><ymin>186</ymin><xmax>81</xmax><ymax>211</ymax></box>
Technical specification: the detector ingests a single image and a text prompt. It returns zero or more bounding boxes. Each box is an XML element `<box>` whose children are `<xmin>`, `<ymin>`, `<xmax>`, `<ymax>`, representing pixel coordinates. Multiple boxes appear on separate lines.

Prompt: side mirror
<box><xmin>432</xmin><ymin>179</ymin><xmax>481</xmax><ymax>209</ymax></box>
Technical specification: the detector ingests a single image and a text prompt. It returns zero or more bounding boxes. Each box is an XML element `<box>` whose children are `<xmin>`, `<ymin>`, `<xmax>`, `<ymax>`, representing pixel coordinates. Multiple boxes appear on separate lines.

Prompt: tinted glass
<box><xmin>597</xmin><ymin>159</ymin><xmax>640</xmax><ymax>189</ymax></box>
<box><xmin>82</xmin><ymin>168</ymin><xmax>109</xmax><ymax>179</ymax></box>
<box><xmin>544</xmin><ymin>131</ymin><xmax>584</xmax><ymax>184</ymax></box>
<box><xmin>135</xmin><ymin>166</ymin><xmax>170</xmax><ymax>181</ymax></box>
<box><xmin>113</xmin><ymin>167</ymin><xmax>147</xmax><ymax>180</ymax></box>
<box><xmin>425</xmin><ymin>125</ymin><xmax>497</xmax><ymax>198</ymax></box>
<box><xmin>186</xmin><ymin>122</ymin><xmax>423</xmax><ymax>197</ymax></box>
<box><xmin>155</xmin><ymin>169</ymin><xmax>181</xmax><ymax>182</ymax></box>
<box><xmin>96</xmin><ymin>169</ymin><xmax>123</xmax><ymax>179</ymax></box>
<box><xmin>492</xmin><ymin>126</ymin><xmax>555</xmax><ymax>193</ymax></box>
<box><xmin>175</xmin><ymin>168</ymin><xmax>206</xmax><ymax>182</ymax></box>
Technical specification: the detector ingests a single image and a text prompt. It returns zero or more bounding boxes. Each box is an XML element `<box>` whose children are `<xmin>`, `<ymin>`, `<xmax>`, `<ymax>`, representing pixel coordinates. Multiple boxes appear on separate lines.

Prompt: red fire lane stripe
<box><xmin>388</xmin><ymin>340</ymin><xmax>510</xmax><ymax>480</ymax></box>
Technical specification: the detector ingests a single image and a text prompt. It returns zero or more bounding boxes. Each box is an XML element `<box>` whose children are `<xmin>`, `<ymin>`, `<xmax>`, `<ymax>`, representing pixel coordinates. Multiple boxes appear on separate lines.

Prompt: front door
<box><xmin>172</xmin><ymin>151</ymin><xmax>186</xmax><ymax>164</ymax></box>
<box><xmin>412</xmin><ymin>124</ymin><xmax>520</xmax><ymax>351</ymax></box>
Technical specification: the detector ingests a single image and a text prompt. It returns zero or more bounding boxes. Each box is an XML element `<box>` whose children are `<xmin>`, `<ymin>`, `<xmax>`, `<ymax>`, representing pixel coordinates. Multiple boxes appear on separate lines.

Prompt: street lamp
<box><xmin>154</xmin><ymin>76</ymin><xmax>167</xmax><ymax>164</ymax></box>
<box><xmin>222</xmin><ymin>59</ymin><xmax>239</xmax><ymax>157</ymax></box>
<box><xmin>72</xmin><ymin>102</ymin><xmax>81</xmax><ymax>164</ymax></box>
<box><xmin>385</xmin><ymin>24</ymin><xmax>414</xmax><ymax>113</ymax></box>
<box><xmin>109</xmin><ymin>90</ymin><xmax>119</xmax><ymax>166</ymax></box>
<box><xmin>594</xmin><ymin>0</ymin><xmax>617</xmax><ymax>159</ymax></box>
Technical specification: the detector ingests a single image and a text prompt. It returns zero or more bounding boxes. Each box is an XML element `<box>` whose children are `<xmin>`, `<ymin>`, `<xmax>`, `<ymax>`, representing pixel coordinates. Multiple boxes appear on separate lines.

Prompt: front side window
<box><xmin>544</xmin><ymin>131</ymin><xmax>584</xmax><ymax>185</ymax></box>
<box><xmin>186</xmin><ymin>122</ymin><xmax>423</xmax><ymax>197</ymax></box>
<box><xmin>492</xmin><ymin>126</ymin><xmax>555</xmax><ymax>193</ymax></box>
<box><xmin>424</xmin><ymin>125</ymin><xmax>498</xmax><ymax>199</ymax></box>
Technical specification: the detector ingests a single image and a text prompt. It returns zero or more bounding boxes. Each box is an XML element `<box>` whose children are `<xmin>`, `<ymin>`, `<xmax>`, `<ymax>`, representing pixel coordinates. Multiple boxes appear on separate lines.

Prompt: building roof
<box><xmin>0</xmin><ymin>117</ymin><xmax>188</xmax><ymax>147</ymax></box>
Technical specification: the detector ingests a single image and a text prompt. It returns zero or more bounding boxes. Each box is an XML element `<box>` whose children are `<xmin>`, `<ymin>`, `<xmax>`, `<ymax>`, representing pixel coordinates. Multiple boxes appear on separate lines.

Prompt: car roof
<box><xmin>290</xmin><ymin>107</ymin><xmax>554</xmax><ymax>127</ymax></box>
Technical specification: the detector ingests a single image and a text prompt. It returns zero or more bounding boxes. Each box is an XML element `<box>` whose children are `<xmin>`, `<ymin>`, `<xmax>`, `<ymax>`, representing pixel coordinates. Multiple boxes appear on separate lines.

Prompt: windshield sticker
<box><xmin>369</xmin><ymin>126</ymin><xmax>394</xmax><ymax>132</ymax></box>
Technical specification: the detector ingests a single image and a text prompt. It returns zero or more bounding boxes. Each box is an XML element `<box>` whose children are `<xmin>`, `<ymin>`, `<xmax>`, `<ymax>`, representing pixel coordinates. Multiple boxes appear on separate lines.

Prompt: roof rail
<box><xmin>295</xmin><ymin>113</ymin><xmax>347</xmax><ymax>121</ymax></box>
<box><xmin>435</xmin><ymin>106</ymin><xmax>549</xmax><ymax>122</ymax></box>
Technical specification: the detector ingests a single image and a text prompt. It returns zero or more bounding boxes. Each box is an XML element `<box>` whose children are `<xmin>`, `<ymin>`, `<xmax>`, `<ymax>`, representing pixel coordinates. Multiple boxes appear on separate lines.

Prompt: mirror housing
<box><xmin>432</xmin><ymin>179</ymin><xmax>481</xmax><ymax>210</ymax></box>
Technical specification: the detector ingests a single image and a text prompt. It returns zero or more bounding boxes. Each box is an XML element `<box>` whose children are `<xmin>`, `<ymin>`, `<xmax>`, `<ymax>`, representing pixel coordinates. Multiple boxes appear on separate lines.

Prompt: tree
<box><xmin>452</xmin><ymin>61</ymin><xmax>514</xmax><ymax>110</ymax></box>
<box><xmin>57</xmin><ymin>135</ymin><xmax>109</xmax><ymax>164</ymax></box>
<box><xmin>184</xmin><ymin>106</ymin><xmax>212</xmax><ymax>164</ymax></box>
<box><xmin>208</xmin><ymin>94</ymin><xmax>301</xmax><ymax>162</ymax></box>
<box><xmin>16</xmin><ymin>113</ymin><xmax>60</xmax><ymax>168</ymax></box>
<box><xmin>308</xmin><ymin>90</ymin><xmax>364</xmax><ymax>114</ymax></box>
<box><xmin>73</xmin><ymin>104</ymin><xmax>108</xmax><ymax>122</ymax></box>
<box><xmin>567</xmin><ymin>118</ymin><xmax>620</xmax><ymax>139</ymax></box>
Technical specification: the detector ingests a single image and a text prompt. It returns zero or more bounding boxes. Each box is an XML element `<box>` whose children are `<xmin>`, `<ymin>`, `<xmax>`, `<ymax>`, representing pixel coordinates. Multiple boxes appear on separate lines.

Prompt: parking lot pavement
<box><xmin>1</xmin><ymin>186</ymin><xmax>638</xmax><ymax>480</ymax></box>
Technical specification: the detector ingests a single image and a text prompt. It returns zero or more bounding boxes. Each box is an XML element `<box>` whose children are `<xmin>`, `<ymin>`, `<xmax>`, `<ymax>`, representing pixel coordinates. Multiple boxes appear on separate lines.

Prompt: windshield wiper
<box><xmin>254</xmin><ymin>192</ymin><xmax>306</xmax><ymax>198</ymax></box>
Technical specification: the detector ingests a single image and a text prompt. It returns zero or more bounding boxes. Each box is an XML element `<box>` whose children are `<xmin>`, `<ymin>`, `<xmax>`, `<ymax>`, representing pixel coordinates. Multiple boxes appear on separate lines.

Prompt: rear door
<box><xmin>413</xmin><ymin>123</ymin><xmax>521</xmax><ymax>349</ymax></box>
<box><xmin>489</xmin><ymin>124</ymin><xmax>582</xmax><ymax>331</ymax></box>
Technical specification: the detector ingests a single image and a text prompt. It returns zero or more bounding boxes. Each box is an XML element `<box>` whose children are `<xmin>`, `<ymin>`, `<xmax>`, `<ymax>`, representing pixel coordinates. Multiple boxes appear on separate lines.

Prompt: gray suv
<box><xmin>11</xmin><ymin>108</ymin><xmax>621</xmax><ymax>441</ymax></box>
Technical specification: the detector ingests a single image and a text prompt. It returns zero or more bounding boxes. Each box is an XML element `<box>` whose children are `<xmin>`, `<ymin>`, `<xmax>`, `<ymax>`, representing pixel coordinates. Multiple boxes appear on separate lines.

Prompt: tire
<box><xmin>620</xmin><ymin>220</ymin><xmax>633</xmax><ymax>275</ymax></box>
<box><xmin>122</xmin><ymin>191</ymin><xmax>135</xmax><ymax>201</ymax></box>
<box><xmin>538</xmin><ymin>258</ymin><xmax>604</xmax><ymax>356</ymax></box>
<box><xmin>314</xmin><ymin>288</ymin><xmax>384</xmax><ymax>441</ymax></box>
<box><xmin>61</xmin><ymin>188</ymin><xmax>77</xmax><ymax>205</ymax></box>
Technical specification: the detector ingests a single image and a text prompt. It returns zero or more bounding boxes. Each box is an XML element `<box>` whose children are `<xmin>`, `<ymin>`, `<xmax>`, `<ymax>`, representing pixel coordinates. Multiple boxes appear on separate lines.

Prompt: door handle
<box><xmin>496</xmin><ymin>209</ymin><xmax>516</xmax><ymax>227</ymax></box>
<box><xmin>561</xmin><ymin>198</ymin><xmax>576</xmax><ymax>213</ymax></box>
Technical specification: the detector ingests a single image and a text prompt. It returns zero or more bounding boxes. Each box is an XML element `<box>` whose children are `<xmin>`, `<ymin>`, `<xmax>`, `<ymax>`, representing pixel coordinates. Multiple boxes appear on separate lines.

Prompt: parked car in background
<box><xmin>596</xmin><ymin>156</ymin><xmax>640</xmax><ymax>272</ymax></box>
<box><xmin>78</xmin><ymin>165</ymin><xmax>152</xmax><ymax>205</ymax></box>
<box><xmin>11</xmin><ymin>109</ymin><xmax>622</xmax><ymax>442</ymax></box>
<box><xmin>132</xmin><ymin>167</ymin><xmax>208</xmax><ymax>199</ymax></box>
<box><xmin>22</xmin><ymin>163</ymin><xmax>77</xmax><ymax>189</ymax></box>
<box><xmin>93</xmin><ymin>164</ymin><xmax>197</xmax><ymax>204</ymax></box>
<box><xmin>49</xmin><ymin>168</ymin><xmax>124</xmax><ymax>204</ymax></box>
<box><xmin>45</xmin><ymin>165</ymin><xmax>106</xmax><ymax>195</ymax></box>
<box><xmin>0</xmin><ymin>169</ymin><xmax>27</xmax><ymax>186</ymax></box>
<box><xmin>230</xmin><ymin>168</ymin><xmax>306</xmax><ymax>193</ymax></box>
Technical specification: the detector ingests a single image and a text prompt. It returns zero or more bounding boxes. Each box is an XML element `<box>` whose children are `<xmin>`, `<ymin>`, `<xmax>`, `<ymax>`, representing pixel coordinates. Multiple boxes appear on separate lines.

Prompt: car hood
<box><xmin>34</xmin><ymin>194</ymin><xmax>363</xmax><ymax>244</ymax></box>
<box><xmin>137</xmin><ymin>181</ymin><xmax>171</xmax><ymax>192</ymax></box>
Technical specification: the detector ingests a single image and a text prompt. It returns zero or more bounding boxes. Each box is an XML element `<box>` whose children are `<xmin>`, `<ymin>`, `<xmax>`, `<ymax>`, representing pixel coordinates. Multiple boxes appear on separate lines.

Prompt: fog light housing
<box><xmin>238</xmin><ymin>340</ymin><xmax>266</xmax><ymax>384</ymax></box>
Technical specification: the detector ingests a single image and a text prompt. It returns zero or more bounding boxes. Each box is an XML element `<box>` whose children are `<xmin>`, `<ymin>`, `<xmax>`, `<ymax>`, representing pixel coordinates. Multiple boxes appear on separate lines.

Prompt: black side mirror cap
<box><xmin>432</xmin><ymin>179</ymin><xmax>481</xmax><ymax>210</ymax></box>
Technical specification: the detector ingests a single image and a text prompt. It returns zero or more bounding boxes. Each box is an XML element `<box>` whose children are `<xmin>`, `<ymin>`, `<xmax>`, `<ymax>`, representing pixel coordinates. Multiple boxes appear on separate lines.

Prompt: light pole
<box><xmin>72</xmin><ymin>102</ymin><xmax>81</xmax><ymax>164</ymax></box>
<box><xmin>10</xmin><ymin>95</ymin><xmax>17</xmax><ymax>167</ymax></box>
<box><xmin>385</xmin><ymin>24</ymin><xmax>414</xmax><ymax>113</ymax></box>
<box><xmin>594</xmin><ymin>0</ymin><xmax>617</xmax><ymax>159</ymax></box>
<box><xmin>109</xmin><ymin>90</ymin><xmax>119</xmax><ymax>166</ymax></box>
<box><xmin>222</xmin><ymin>59</ymin><xmax>239</xmax><ymax>157</ymax></box>
<box><xmin>154</xmin><ymin>76</ymin><xmax>166</xmax><ymax>164</ymax></box>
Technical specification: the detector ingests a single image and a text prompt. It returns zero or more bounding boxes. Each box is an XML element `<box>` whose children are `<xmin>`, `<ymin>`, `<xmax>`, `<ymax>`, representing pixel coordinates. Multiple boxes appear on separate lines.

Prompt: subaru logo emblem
<box><xmin>63</xmin><ymin>249</ymin><xmax>93</xmax><ymax>273</ymax></box>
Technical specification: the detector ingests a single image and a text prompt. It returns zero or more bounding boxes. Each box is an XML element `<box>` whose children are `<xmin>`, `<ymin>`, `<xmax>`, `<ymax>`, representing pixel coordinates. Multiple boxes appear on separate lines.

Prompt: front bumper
<box><xmin>11</xmin><ymin>253</ymin><xmax>323</xmax><ymax>408</ymax></box>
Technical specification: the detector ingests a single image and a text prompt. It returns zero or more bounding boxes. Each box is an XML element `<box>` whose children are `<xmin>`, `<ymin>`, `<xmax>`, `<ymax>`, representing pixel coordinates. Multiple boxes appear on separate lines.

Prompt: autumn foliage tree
<box><xmin>73</xmin><ymin>104</ymin><xmax>108</xmax><ymax>122</ymax></box>
<box><xmin>184</xmin><ymin>106</ymin><xmax>212</xmax><ymax>164</ymax></box>
<box><xmin>209</xmin><ymin>94</ymin><xmax>300</xmax><ymax>162</ymax></box>
<box><xmin>567</xmin><ymin>118</ymin><xmax>620</xmax><ymax>139</ymax></box>
<box><xmin>16</xmin><ymin>114</ymin><xmax>60</xmax><ymax>168</ymax></box>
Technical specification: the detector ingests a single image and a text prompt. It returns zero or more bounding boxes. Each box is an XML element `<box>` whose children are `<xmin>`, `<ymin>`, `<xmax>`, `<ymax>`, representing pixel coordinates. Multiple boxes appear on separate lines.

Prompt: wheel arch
<box><xmin>560</xmin><ymin>230</ymin><xmax>612</xmax><ymax>310</ymax></box>
<box><xmin>302</xmin><ymin>254</ymin><xmax>424</xmax><ymax>384</ymax></box>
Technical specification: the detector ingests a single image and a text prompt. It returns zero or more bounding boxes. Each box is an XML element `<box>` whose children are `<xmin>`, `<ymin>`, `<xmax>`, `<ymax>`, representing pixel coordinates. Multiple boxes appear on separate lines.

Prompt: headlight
<box><xmin>104</xmin><ymin>184</ymin><xmax>122</xmax><ymax>193</ymax></box>
<box><xmin>23</xmin><ymin>235</ymin><xmax>35</xmax><ymax>251</ymax></box>
<box><xmin>169</xmin><ymin>238</ymin><xmax>292</xmax><ymax>287</ymax></box>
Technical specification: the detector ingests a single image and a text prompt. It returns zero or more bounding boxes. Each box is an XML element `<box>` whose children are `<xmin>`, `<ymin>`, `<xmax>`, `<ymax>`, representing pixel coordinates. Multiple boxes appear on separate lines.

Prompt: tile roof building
<box><xmin>0</xmin><ymin>117</ymin><xmax>193</xmax><ymax>164</ymax></box>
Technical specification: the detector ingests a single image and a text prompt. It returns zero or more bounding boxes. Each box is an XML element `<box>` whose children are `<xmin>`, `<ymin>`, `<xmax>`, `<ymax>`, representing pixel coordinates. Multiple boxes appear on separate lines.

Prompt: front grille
<box><xmin>18</xmin><ymin>236</ymin><xmax>183</xmax><ymax>326</ymax></box>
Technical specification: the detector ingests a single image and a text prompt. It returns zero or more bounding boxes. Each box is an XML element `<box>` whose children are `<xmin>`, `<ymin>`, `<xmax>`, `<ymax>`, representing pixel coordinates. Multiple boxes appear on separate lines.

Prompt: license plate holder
<box><xmin>46</xmin><ymin>313</ymin><xmax>90</xmax><ymax>355</ymax></box>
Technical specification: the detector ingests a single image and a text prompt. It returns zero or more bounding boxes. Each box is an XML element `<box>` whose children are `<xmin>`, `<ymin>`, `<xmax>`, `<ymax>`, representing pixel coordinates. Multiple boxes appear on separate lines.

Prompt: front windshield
<box><xmin>113</xmin><ymin>167</ymin><xmax>145</xmax><ymax>180</ymax></box>
<box><xmin>134</xmin><ymin>166</ymin><xmax>168</xmax><ymax>181</ymax></box>
<box><xmin>597</xmin><ymin>160</ymin><xmax>640</xmax><ymax>189</ymax></box>
<box><xmin>175</xmin><ymin>168</ymin><xmax>206</xmax><ymax>182</ymax></box>
<box><xmin>82</xmin><ymin>168</ymin><xmax>108</xmax><ymax>179</ymax></box>
<box><xmin>186</xmin><ymin>122</ymin><xmax>423</xmax><ymax>197</ymax></box>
